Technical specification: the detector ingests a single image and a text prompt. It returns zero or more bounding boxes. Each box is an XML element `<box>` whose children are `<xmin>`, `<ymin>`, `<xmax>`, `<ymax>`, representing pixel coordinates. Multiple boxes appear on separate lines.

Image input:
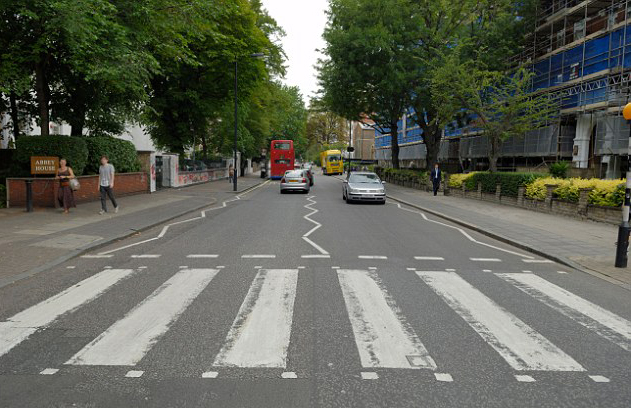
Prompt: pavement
<box><xmin>384</xmin><ymin>182</ymin><xmax>631</xmax><ymax>290</ymax></box>
<box><xmin>0</xmin><ymin>171</ymin><xmax>630</xmax><ymax>407</ymax></box>
<box><xmin>0</xmin><ymin>175</ymin><xmax>266</xmax><ymax>289</ymax></box>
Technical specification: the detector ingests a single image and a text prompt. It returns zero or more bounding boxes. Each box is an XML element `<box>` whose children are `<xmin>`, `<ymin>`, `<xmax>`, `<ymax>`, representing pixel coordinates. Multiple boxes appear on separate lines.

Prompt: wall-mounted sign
<box><xmin>30</xmin><ymin>156</ymin><xmax>59</xmax><ymax>175</ymax></box>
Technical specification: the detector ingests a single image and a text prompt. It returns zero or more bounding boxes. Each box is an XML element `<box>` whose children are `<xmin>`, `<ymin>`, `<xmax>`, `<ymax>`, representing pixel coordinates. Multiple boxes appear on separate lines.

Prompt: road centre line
<box><xmin>241</xmin><ymin>255</ymin><xmax>276</xmax><ymax>259</ymax></box>
<box><xmin>415</xmin><ymin>256</ymin><xmax>445</xmax><ymax>261</ymax></box>
<box><xmin>434</xmin><ymin>373</ymin><xmax>453</xmax><ymax>382</ymax></box>
<box><xmin>281</xmin><ymin>372</ymin><xmax>297</xmax><ymax>379</ymax></box>
<box><xmin>96</xmin><ymin>180</ymin><xmax>270</xmax><ymax>256</ymax></box>
<box><xmin>302</xmin><ymin>237</ymin><xmax>329</xmax><ymax>256</ymax></box>
<box><xmin>361</xmin><ymin>372</ymin><xmax>379</xmax><ymax>380</ymax></box>
<box><xmin>523</xmin><ymin>259</ymin><xmax>553</xmax><ymax>263</ymax></box>
<box><xmin>515</xmin><ymin>375</ymin><xmax>535</xmax><ymax>382</ymax></box>
<box><xmin>201</xmin><ymin>371</ymin><xmax>218</xmax><ymax>378</ymax></box>
<box><xmin>187</xmin><ymin>254</ymin><xmax>219</xmax><ymax>258</ymax></box>
<box><xmin>302</xmin><ymin>195</ymin><xmax>329</xmax><ymax>256</ymax></box>
<box><xmin>301</xmin><ymin>254</ymin><xmax>330</xmax><ymax>258</ymax></box>
<box><xmin>358</xmin><ymin>256</ymin><xmax>388</xmax><ymax>260</ymax></box>
<box><xmin>470</xmin><ymin>258</ymin><xmax>502</xmax><ymax>262</ymax></box>
<box><xmin>131</xmin><ymin>254</ymin><xmax>161</xmax><ymax>259</ymax></box>
<box><xmin>81</xmin><ymin>255</ymin><xmax>113</xmax><ymax>259</ymax></box>
<box><xmin>39</xmin><ymin>368</ymin><xmax>59</xmax><ymax>375</ymax></box>
<box><xmin>589</xmin><ymin>375</ymin><xmax>610</xmax><ymax>383</ymax></box>
<box><xmin>393</xmin><ymin>203</ymin><xmax>534</xmax><ymax>259</ymax></box>
<box><xmin>0</xmin><ymin>269</ymin><xmax>136</xmax><ymax>358</ymax></box>
<box><xmin>125</xmin><ymin>370</ymin><xmax>144</xmax><ymax>378</ymax></box>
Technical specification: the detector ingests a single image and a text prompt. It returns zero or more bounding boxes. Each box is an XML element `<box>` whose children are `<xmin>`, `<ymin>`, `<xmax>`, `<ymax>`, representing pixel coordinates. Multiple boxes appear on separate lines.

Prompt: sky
<box><xmin>262</xmin><ymin>0</ymin><xmax>329</xmax><ymax>106</ymax></box>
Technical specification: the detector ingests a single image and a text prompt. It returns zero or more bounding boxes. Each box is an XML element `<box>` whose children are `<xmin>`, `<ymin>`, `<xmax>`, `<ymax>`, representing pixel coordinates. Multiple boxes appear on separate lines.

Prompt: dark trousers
<box><xmin>100</xmin><ymin>186</ymin><xmax>118</xmax><ymax>211</ymax></box>
<box><xmin>432</xmin><ymin>179</ymin><xmax>440</xmax><ymax>196</ymax></box>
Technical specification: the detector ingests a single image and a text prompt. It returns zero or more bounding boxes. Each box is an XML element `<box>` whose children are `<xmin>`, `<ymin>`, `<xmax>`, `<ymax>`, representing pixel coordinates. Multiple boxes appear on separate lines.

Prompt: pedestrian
<box><xmin>431</xmin><ymin>163</ymin><xmax>441</xmax><ymax>196</ymax></box>
<box><xmin>98</xmin><ymin>155</ymin><xmax>119</xmax><ymax>214</ymax></box>
<box><xmin>228</xmin><ymin>164</ymin><xmax>234</xmax><ymax>183</ymax></box>
<box><xmin>56</xmin><ymin>158</ymin><xmax>76</xmax><ymax>214</ymax></box>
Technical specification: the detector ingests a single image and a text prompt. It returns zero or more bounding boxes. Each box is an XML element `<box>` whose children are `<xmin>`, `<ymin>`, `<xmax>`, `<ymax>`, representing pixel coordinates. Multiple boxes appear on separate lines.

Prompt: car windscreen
<box><xmin>285</xmin><ymin>170</ymin><xmax>303</xmax><ymax>177</ymax></box>
<box><xmin>349</xmin><ymin>174</ymin><xmax>381</xmax><ymax>184</ymax></box>
<box><xmin>328</xmin><ymin>155</ymin><xmax>341</xmax><ymax>162</ymax></box>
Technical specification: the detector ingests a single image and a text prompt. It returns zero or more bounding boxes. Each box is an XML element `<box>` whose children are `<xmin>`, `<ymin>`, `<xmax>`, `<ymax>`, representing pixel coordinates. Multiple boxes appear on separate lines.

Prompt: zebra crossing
<box><xmin>1</xmin><ymin>265</ymin><xmax>629</xmax><ymax>383</ymax></box>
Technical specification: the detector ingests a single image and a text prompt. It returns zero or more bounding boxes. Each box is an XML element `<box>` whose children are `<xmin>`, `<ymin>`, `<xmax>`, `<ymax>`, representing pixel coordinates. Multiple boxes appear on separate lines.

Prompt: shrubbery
<box><xmin>84</xmin><ymin>136</ymin><xmax>141</xmax><ymax>174</ymax></box>
<box><xmin>549</xmin><ymin>161</ymin><xmax>569</xmax><ymax>178</ymax></box>
<box><xmin>463</xmin><ymin>172</ymin><xmax>545</xmax><ymax>197</ymax></box>
<box><xmin>448</xmin><ymin>172</ymin><xmax>477</xmax><ymax>188</ymax></box>
<box><xmin>383</xmin><ymin>168</ymin><xmax>430</xmax><ymax>182</ymax></box>
<box><xmin>524</xmin><ymin>177</ymin><xmax>625</xmax><ymax>207</ymax></box>
<box><xmin>14</xmin><ymin>136</ymin><xmax>89</xmax><ymax>175</ymax></box>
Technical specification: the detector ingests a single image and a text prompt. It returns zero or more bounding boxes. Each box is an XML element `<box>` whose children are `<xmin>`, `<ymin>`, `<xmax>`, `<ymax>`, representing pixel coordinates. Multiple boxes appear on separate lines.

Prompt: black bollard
<box><xmin>25</xmin><ymin>179</ymin><xmax>33</xmax><ymax>212</ymax></box>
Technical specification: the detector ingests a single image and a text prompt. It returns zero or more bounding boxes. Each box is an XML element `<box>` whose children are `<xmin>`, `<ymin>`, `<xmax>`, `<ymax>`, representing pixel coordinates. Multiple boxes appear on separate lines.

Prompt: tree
<box><xmin>432</xmin><ymin>60</ymin><xmax>558</xmax><ymax>172</ymax></box>
<box><xmin>306</xmin><ymin>110</ymin><xmax>348</xmax><ymax>146</ymax></box>
<box><xmin>318</xmin><ymin>0</ymin><xmax>424</xmax><ymax>169</ymax></box>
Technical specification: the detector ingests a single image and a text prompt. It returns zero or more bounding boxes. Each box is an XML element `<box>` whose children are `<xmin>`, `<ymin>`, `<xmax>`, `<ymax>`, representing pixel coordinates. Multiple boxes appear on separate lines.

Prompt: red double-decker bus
<box><xmin>270</xmin><ymin>140</ymin><xmax>294</xmax><ymax>179</ymax></box>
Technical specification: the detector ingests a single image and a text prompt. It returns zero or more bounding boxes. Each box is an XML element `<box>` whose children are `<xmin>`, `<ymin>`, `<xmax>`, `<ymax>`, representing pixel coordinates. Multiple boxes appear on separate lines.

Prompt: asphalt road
<box><xmin>1</xmin><ymin>172</ymin><xmax>630</xmax><ymax>408</ymax></box>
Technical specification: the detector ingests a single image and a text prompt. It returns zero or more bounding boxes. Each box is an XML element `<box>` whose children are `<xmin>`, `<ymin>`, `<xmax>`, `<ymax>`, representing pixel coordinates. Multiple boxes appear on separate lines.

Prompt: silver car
<box><xmin>342</xmin><ymin>172</ymin><xmax>386</xmax><ymax>204</ymax></box>
<box><xmin>280</xmin><ymin>169</ymin><xmax>310</xmax><ymax>194</ymax></box>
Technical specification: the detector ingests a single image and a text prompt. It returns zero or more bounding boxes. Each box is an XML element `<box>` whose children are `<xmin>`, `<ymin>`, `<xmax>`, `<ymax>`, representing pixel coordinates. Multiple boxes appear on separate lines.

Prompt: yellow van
<box><xmin>320</xmin><ymin>150</ymin><xmax>343</xmax><ymax>175</ymax></box>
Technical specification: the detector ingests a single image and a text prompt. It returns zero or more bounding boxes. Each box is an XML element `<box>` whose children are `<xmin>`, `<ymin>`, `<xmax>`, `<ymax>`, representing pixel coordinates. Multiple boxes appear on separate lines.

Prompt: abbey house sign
<box><xmin>30</xmin><ymin>156</ymin><xmax>59</xmax><ymax>175</ymax></box>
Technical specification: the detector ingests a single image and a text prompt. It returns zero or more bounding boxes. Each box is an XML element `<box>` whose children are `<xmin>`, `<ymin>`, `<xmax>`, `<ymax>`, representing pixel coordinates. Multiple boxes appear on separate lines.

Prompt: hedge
<box><xmin>448</xmin><ymin>172</ymin><xmax>477</xmax><ymax>188</ymax></box>
<box><xmin>84</xmin><ymin>136</ymin><xmax>141</xmax><ymax>174</ymax></box>
<box><xmin>464</xmin><ymin>172</ymin><xmax>545</xmax><ymax>197</ymax></box>
<box><xmin>525</xmin><ymin>177</ymin><xmax>625</xmax><ymax>207</ymax></box>
<box><xmin>383</xmin><ymin>168</ymin><xmax>431</xmax><ymax>182</ymax></box>
<box><xmin>13</xmin><ymin>135</ymin><xmax>89</xmax><ymax>176</ymax></box>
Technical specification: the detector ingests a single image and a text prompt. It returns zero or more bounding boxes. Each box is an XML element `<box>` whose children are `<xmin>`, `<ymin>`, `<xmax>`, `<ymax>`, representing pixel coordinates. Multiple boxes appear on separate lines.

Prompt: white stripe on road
<box><xmin>497</xmin><ymin>273</ymin><xmax>631</xmax><ymax>352</ymax></box>
<box><xmin>589</xmin><ymin>375</ymin><xmax>610</xmax><ymax>383</ymax></box>
<box><xmin>301</xmin><ymin>254</ymin><xmax>331</xmax><ymax>259</ymax></box>
<box><xmin>515</xmin><ymin>375</ymin><xmax>535</xmax><ymax>382</ymax></box>
<box><xmin>417</xmin><ymin>272</ymin><xmax>584</xmax><ymax>371</ymax></box>
<box><xmin>358</xmin><ymin>256</ymin><xmax>388</xmax><ymax>260</ymax></box>
<box><xmin>66</xmin><ymin>269</ymin><xmax>218</xmax><ymax>366</ymax></box>
<box><xmin>414</xmin><ymin>257</ymin><xmax>445</xmax><ymax>261</ymax></box>
<box><xmin>434</xmin><ymin>373</ymin><xmax>453</xmax><ymax>382</ymax></box>
<box><xmin>281</xmin><ymin>371</ymin><xmax>297</xmax><ymax>379</ymax></box>
<box><xmin>0</xmin><ymin>269</ymin><xmax>136</xmax><ymax>358</ymax></box>
<box><xmin>81</xmin><ymin>255</ymin><xmax>113</xmax><ymax>259</ymax></box>
<box><xmin>302</xmin><ymin>237</ymin><xmax>329</xmax><ymax>255</ymax></box>
<box><xmin>337</xmin><ymin>269</ymin><xmax>436</xmax><ymax>369</ymax></box>
<box><xmin>522</xmin><ymin>259</ymin><xmax>553</xmax><ymax>264</ymax></box>
<box><xmin>361</xmin><ymin>372</ymin><xmax>379</xmax><ymax>380</ymax></box>
<box><xmin>469</xmin><ymin>258</ymin><xmax>502</xmax><ymax>262</ymax></box>
<box><xmin>213</xmin><ymin>269</ymin><xmax>298</xmax><ymax>368</ymax></box>
<box><xmin>125</xmin><ymin>370</ymin><xmax>144</xmax><ymax>378</ymax></box>
<box><xmin>201</xmin><ymin>371</ymin><xmax>218</xmax><ymax>378</ymax></box>
<box><xmin>187</xmin><ymin>254</ymin><xmax>219</xmax><ymax>258</ymax></box>
<box><xmin>39</xmin><ymin>368</ymin><xmax>59</xmax><ymax>375</ymax></box>
<box><xmin>241</xmin><ymin>255</ymin><xmax>276</xmax><ymax>259</ymax></box>
<box><xmin>131</xmin><ymin>255</ymin><xmax>161</xmax><ymax>259</ymax></box>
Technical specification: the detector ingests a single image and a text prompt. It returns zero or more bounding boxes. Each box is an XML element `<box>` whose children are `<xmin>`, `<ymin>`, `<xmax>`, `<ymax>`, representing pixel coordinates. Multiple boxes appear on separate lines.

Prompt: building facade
<box><xmin>376</xmin><ymin>0</ymin><xmax>631</xmax><ymax>178</ymax></box>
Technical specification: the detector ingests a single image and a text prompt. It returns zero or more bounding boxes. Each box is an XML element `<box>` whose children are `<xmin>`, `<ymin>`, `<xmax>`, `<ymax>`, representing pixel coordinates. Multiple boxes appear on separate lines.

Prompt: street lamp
<box><xmin>615</xmin><ymin>102</ymin><xmax>631</xmax><ymax>267</ymax></box>
<box><xmin>234</xmin><ymin>52</ymin><xmax>266</xmax><ymax>192</ymax></box>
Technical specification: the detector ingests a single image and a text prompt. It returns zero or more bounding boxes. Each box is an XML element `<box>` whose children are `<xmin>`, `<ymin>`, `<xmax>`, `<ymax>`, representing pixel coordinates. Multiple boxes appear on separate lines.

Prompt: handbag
<box><xmin>69</xmin><ymin>178</ymin><xmax>81</xmax><ymax>191</ymax></box>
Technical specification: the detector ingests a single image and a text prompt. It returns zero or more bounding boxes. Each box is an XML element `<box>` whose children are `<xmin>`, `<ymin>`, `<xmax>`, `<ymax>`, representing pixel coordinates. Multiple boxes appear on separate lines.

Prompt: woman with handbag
<box><xmin>56</xmin><ymin>158</ymin><xmax>77</xmax><ymax>214</ymax></box>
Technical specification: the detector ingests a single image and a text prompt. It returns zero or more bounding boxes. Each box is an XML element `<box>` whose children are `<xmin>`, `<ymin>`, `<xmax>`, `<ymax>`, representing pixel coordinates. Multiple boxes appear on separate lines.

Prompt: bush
<box><xmin>588</xmin><ymin>180</ymin><xmax>625</xmax><ymax>207</ymax></box>
<box><xmin>525</xmin><ymin>177</ymin><xmax>561</xmax><ymax>200</ymax></box>
<box><xmin>84</xmin><ymin>136</ymin><xmax>141</xmax><ymax>174</ymax></box>
<box><xmin>448</xmin><ymin>172</ymin><xmax>477</xmax><ymax>188</ymax></box>
<box><xmin>549</xmin><ymin>161</ymin><xmax>570</xmax><ymax>178</ymax></box>
<box><xmin>524</xmin><ymin>177</ymin><xmax>625</xmax><ymax>206</ymax></box>
<box><xmin>14</xmin><ymin>135</ymin><xmax>89</xmax><ymax>176</ymax></box>
<box><xmin>464</xmin><ymin>172</ymin><xmax>545</xmax><ymax>197</ymax></box>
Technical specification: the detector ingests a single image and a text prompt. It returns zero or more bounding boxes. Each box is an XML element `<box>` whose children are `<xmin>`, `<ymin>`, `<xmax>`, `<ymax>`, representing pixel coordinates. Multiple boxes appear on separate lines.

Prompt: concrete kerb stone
<box><xmin>386</xmin><ymin>193</ymin><xmax>631</xmax><ymax>291</ymax></box>
<box><xmin>0</xmin><ymin>179</ymin><xmax>267</xmax><ymax>290</ymax></box>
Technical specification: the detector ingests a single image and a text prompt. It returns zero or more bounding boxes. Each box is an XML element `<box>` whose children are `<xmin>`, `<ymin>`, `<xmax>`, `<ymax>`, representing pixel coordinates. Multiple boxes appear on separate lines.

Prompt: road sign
<box><xmin>30</xmin><ymin>156</ymin><xmax>58</xmax><ymax>175</ymax></box>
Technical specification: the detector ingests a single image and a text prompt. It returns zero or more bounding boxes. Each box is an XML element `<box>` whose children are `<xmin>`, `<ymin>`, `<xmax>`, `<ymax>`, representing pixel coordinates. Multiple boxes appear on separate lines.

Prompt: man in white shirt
<box><xmin>98</xmin><ymin>155</ymin><xmax>119</xmax><ymax>214</ymax></box>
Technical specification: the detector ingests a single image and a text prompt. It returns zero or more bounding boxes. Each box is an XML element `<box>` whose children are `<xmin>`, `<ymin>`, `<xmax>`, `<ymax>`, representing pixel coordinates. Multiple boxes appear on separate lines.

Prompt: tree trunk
<box><xmin>9</xmin><ymin>91</ymin><xmax>20</xmax><ymax>139</ymax></box>
<box><xmin>390</xmin><ymin>120</ymin><xmax>400</xmax><ymax>169</ymax></box>
<box><xmin>35</xmin><ymin>57</ymin><xmax>49</xmax><ymax>137</ymax></box>
<box><xmin>201</xmin><ymin>134</ymin><xmax>208</xmax><ymax>158</ymax></box>
<box><xmin>69</xmin><ymin>105</ymin><xmax>86</xmax><ymax>137</ymax></box>
<box><xmin>488</xmin><ymin>135</ymin><xmax>501</xmax><ymax>172</ymax></box>
<box><xmin>424</xmin><ymin>124</ymin><xmax>441</xmax><ymax>171</ymax></box>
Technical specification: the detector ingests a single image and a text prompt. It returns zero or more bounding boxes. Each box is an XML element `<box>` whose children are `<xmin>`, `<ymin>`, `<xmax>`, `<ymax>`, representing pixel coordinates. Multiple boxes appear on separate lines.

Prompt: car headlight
<box><xmin>349</xmin><ymin>188</ymin><xmax>359</xmax><ymax>194</ymax></box>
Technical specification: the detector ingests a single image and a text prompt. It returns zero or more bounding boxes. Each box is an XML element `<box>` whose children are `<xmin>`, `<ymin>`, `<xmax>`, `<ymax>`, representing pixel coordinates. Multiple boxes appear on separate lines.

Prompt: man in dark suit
<box><xmin>430</xmin><ymin>163</ymin><xmax>441</xmax><ymax>196</ymax></box>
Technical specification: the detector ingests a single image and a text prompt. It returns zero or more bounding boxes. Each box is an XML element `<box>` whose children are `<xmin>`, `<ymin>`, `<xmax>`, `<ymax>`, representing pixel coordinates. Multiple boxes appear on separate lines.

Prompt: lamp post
<box><xmin>234</xmin><ymin>52</ymin><xmax>266</xmax><ymax>192</ymax></box>
<box><xmin>615</xmin><ymin>102</ymin><xmax>631</xmax><ymax>267</ymax></box>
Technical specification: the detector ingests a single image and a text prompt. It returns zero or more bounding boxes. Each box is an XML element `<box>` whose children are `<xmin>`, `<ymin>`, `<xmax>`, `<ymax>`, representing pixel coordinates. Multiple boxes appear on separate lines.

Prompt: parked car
<box><xmin>280</xmin><ymin>169</ymin><xmax>310</xmax><ymax>194</ymax></box>
<box><xmin>342</xmin><ymin>172</ymin><xmax>386</xmax><ymax>204</ymax></box>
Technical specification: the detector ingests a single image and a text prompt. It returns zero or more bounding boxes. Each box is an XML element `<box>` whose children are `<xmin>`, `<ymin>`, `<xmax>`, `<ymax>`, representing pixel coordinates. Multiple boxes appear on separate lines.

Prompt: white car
<box><xmin>342</xmin><ymin>172</ymin><xmax>386</xmax><ymax>204</ymax></box>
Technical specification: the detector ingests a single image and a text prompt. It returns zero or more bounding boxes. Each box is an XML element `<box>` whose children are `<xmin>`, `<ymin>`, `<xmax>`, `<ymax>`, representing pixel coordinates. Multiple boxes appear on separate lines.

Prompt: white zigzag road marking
<box><xmin>302</xmin><ymin>195</ymin><xmax>329</xmax><ymax>255</ymax></box>
<box><xmin>98</xmin><ymin>180</ymin><xmax>270</xmax><ymax>255</ymax></box>
<box><xmin>390</xmin><ymin>202</ymin><xmax>533</xmax><ymax>259</ymax></box>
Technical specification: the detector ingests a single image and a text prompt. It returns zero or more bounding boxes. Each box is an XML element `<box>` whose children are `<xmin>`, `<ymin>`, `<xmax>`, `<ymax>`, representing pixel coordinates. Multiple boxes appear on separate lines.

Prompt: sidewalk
<box><xmin>385</xmin><ymin>183</ymin><xmax>631</xmax><ymax>290</ymax></box>
<box><xmin>0</xmin><ymin>175</ymin><xmax>265</xmax><ymax>288</ymax></box>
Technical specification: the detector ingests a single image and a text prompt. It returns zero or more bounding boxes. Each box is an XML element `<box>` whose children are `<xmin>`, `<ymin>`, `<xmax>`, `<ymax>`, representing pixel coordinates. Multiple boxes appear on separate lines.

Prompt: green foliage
<box><xmin>464</xmin><ymin>172</ymin><xmax>545</xmax><ymax>197</ymax></box>
<box><xmin>383</xmin><ymin>168</ymin><xmax>429</xmax><ymax>183</ymax></box>
<box><xmin>549</xmin><ymin>161</ymin><xmax>570</xmax><ymax>178</ymax></box>
<box><xmin>84</xmin><ymin>136</ymin><xmax>141</xmax><ymax>174</ymax></box>
<box><xmin>13</xmin><ymin>136</ymin><xmax>89</xmax><ymax>176</ymax></box>
<box><xmin>589</xmin><ymin>183</ymin><xmax>625</xmax><ymax>207</ymax></box>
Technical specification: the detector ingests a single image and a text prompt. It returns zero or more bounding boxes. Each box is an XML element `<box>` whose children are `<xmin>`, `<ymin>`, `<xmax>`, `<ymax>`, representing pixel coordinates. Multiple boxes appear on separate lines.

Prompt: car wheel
<box><xmin>280</xmin><ymin>190</ymin><xmax>285</xmax><ymax>194</ymax></box>
<box><xmin>379</xmin><ymin>200</ymin><xmax>386</xmax><ymax>205</ymax></box>
<box><xmin>342</xmin><ymin>192</ymin><xmax>346</xmax><ymax>200</ymax></box>
<box><xmin>345</xmin><ymin>197</ymin><xmax>352</xmax><ymax>204</ymax></box>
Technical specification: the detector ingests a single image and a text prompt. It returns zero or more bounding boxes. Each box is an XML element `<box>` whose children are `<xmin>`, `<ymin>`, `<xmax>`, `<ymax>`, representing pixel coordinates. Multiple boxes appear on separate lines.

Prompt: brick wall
<box><xmin>588</xmin><ymin>205</ymin><xmax>622</xmax><ymax>224</ymax></box>
<box><xmin>7</xmin><ymin>172</ymin><xmax>149</xmax><ymax>208</ymax></box>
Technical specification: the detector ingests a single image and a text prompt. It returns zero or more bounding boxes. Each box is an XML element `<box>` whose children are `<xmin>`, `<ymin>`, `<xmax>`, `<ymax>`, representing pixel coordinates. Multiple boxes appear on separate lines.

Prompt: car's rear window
<box><xmin>285</xmin><ymin>170</ymin><xmax>303</xmax><ymax>177</ymax></box>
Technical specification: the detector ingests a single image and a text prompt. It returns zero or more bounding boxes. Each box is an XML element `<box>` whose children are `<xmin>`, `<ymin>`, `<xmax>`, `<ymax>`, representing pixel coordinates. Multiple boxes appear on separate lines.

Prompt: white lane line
<box><xmin>66</xmin><ymin>266</ymin><xmax>76</xmax><ymax>269</ymax></box>
<box><xmin>337</xmin><ymin>269</ymin><xmax>436</xmax><ymax>369</ymax></box>
<box><xmin>589</xmin><ymin>375</ymin><xmax>610</xmax><ymax>383</ymax></box>
<box><xmin>213</xmin><ymin>269</ymin><xmax>298</xmax><ymax>368</ymax></box>
<box><xmin>39</xmin><ymin>368</ymin><xmax>59</xmax><ymax>375</ymax></box>
<box><xmin>66</xmin><ymin>269</ymin><xmax>219</xmax><ymax>366</ymax></box>
<box><xmin>470</xmin><ymin>258</ymin><xmax>501</xmax><ymax>262</ymax></box>
<box><xmin>368</xmin><ymin>267</ymin><xmax>377</xmax><ymax>270</ymax></box>
<box><xmin>138</xmin><ymin>266</ymin><xmax>147</xmax><ymax>269</ymax></box>
<box><xmin>483</xmin><ymin>269</ymin><xmax>493</xmax><ymax>273</ymax></box>
<box><xmin>393</xmin><ymin>203</ymin><xmax>534</xmax><ymax>259</ymax></box>
<box><xmin>302</xmin><ymin>237</ymin><xmax>329</xmax><ymax>256</ymax></box>
<box><xmin>331</xmin><ymin>266</ymin><xmax>340</xmax><ymax>269</ymax></box>
<box><xmin>241</xmin><ymin>255</ymin><xmax>276</xmax><ymax>259</ymax></box>
<box><xmin>497</xmin><ymin>273</ymin><xmax>631</xmax><ymax>352</ymax></box>
<box><xmin>201</xmin><ymin>371</ymin><xmax>218</xmax><ymax>379</ymax></box>
<box><xmin>281</xmin><ymin>371</ymin><xmax>297</xmax><ymax>379</ymax></box>
<box><xmin>96</xmin><ymin>180</ymin><xmax>271</xmax><ymax>256</ymax></box>
<box><xmin>515</xmin><ymin>375</ymin><xmax>536</xmax><ymax>382</ymax></box>
<box><xmin>358</xmin><ymin>256</ymin><xmax>388</xmax><ymax>260</ymax></box>
<box><xmin>523</xmin><ymin>259</ymin><xmax>553</xmax><ymax>264</ymax></box>
<box><xmin>254</xmin><ymin>266</ymin><xmax>262</xmax><ymax>269</ymax></box>
<box><xmin>361</xmin><ymin>372</ymin><xmax>379</xmax><ymax>380</ymax></box>
<box><xmin>217</xmin><ymin>266</ymin><xmax>225</xmax><ymax>269</ymax></box>
<box><xmin>557</xmin><ymin>271</ymin><xmax>568</xmax><ymax>274</ymax></box>
<box><xmin>434</xmin><ymin>373</ymin><xmax>453</xmax><ymax>382</ymax></box>
<box><xmin>406</xmin><ymin>268</ymin><xmax>416</xmax><ymax>271</ymax></box>
<box><xmin>415</xmin><ymin>257</ymin><xmax>445</xmax><ymax>261</ymax></box>
<box><xmin>298</xmin><ymin>266</ymin><xmax>305</xmax><ymax>269</ymax></box>
<box><xmin>179</xmin><ymin>266</ymin><xmax>188</xmax><ymax>269</ymax></box>
<box><xmin>417</xmin><ymin>272</ymin><xmax>584</xmax><ymax>371</ymax></box>
<box><xmin>445</xmin><ymin>269</ymin><xmax>456</xmax><ymax>272</ymax></box>
<box><xmin>302</xmin><ymin>195</ymin><xmax>329</xmax><ymax>255</ymax></box>
<box><xmin>187</xmin><ymin>254</ymin><xmax>219</xmax><ymax>259</ymax></box>
<box><xmin>0</xmin><ymin>269</ymin><xmax>136</xmax><ymax>358</ymax></box>
<box><xmin>301</xmin><ymin>254</ymin><xmax>330</xmax><ymax>259</ymax></box>
<box><xmin>104</xmin><ymin>266</ymin><xmax>112</xmax><ymax>269</ymax></box>
<box><xmin>522</xmin><ymin>270</ymin><xmax>532</xmax><ymax>273</ymax></box>
<box><xmin>131</xmin><ymin>255</ymin><xmax>161</xmax><ymax>259</ymax></box>
<box><xmin>81</xmin><ymin>255</ymin><xmax>113</xmax><ymax>259</ymax></box>
<box><xmin>125</xmin><ymin>370</ymin><xmax>144</xmax><ymax>378</ymax></box>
